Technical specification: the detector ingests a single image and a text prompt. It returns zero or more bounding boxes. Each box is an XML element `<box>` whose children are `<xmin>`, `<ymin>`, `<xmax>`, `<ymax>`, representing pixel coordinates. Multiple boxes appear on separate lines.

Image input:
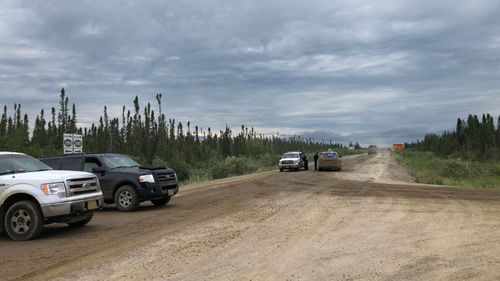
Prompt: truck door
<box><xmin>0</xmin><ymin>177</ymin><xmax>10</xmax><ymax>196</ymax></box>
<box><xmin>84</xmin><ymin>157</ymin><xmax>113</xmax><ymax>200</ymax></box>
<box><xmin>0</xmin><ymin>157</ymin><xmax>14</xmax><ymax>194</ymax></box>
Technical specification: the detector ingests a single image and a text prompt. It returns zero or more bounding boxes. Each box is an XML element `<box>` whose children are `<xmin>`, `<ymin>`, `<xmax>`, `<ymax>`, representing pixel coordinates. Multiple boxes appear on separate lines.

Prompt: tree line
<box><xmin>406</xmin><ymin>113</ymin><xmax>500</xmax><ymax>160</ymax></box>
<box><xmin>0</xmin><ymin>88</ymin><xmax>348</xmax><ymax>166</ymax></box>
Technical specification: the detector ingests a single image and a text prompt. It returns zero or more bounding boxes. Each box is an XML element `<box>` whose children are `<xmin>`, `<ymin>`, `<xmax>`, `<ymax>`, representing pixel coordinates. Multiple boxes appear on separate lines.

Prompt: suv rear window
<box><xmin>40</xmin><ymin>158</ymin><xmax>62</xmax><ymax>169</ymax></box>
<box><xmin>62</xmin><ymin>157</ymin><xmax>83</xmax><ymax>170</ymax></box>
<box><xmin>321</xmin><ymin>152</ymin><xmax>338</xmax><ymax>158</ymax></box>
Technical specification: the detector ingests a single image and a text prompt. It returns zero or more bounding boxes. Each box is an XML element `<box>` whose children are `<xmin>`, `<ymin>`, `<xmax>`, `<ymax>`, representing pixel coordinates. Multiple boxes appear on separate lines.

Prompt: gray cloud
<box><xmin>1</xmin><ymin>0</ymin><xmax>500</xmax><ymax>146</ymax></box>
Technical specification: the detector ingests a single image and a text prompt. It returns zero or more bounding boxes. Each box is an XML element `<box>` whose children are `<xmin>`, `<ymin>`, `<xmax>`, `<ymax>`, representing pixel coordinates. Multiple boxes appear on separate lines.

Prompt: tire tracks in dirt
<box><xmin>2</xmin><ymin>152</ymin><xmax>500</xmax><ymax>280</ymax></box>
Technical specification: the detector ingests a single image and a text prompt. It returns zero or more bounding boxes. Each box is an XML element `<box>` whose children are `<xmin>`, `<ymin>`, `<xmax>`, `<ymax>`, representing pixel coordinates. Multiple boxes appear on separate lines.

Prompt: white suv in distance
<box><xmin>278</xmin><ymin>151</ymin><xmax>305</xmax><ymax>172</ymax></box>
<box><xmin>0</xmin><ymin>152</ymin><xmax>103</xmax><ymax>240</ymax></box>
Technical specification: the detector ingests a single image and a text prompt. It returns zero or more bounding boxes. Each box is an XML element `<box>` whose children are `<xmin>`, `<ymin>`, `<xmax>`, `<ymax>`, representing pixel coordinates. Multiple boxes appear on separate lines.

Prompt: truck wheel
<box><xmin>4</xmin><ymin>201</ymin><xmax>44</xmax><ymax>241</ymax></box>
<box><xmin>151</xmin><ymin>196</ymin><xmax>170</xmax><ymax>207</ymax></box>
<box><xmin>67</xmin><ymin>213</ymin><xmax>94</xmax><ymax>227</ymax></box>
<box><xmin>114</xmin><ymin>185</ymin><xmax>140</xmax><ymax>212</ymax></box>
<box><xmin>279</xmin><ymin>168</ymin><xmax>284</xmax><ymax>172</ymax></box>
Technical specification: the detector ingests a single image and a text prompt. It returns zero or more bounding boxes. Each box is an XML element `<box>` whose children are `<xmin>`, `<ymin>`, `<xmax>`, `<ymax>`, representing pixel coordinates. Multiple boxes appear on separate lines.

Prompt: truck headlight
<box><xmin>139</xmin><ymin>174</ymin><xmax>155</xmax><ymax>183</ymax></box>
<box><xmin>41</xmin><ymin>182</ymin><xmax>67</xmax><ymax>197</ymax></box>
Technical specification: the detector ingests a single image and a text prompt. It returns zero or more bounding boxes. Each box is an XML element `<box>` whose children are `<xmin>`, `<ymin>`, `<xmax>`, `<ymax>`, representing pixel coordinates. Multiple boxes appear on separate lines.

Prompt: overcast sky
<box><xmin>1</xmin><ymin>0</ymin><xmax>500</xmax><ymax>146</ymax></box>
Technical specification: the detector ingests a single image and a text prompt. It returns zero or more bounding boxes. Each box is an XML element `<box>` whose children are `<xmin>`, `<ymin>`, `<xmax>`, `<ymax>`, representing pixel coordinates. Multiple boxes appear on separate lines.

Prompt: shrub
<box><xmin>484</xmin><ymin>164</ymin><xmax>500</xmax><ymax>176</ymax></box>
<box><xmin>168</xmin><ymin>160</ymin><xmax>192</xmax><ymax>181</ymax></box>
<box><xmin>442</xmin><ymin>161</ymin><xmax>480</xmax><ymax>178</ymax></box>
<box><xmin>188</xmin><ymin>168</ymin><xmax>213</xmax><ymax>182</ymax></box>
<box><xmin>225</xmin><ymin>156</ymin><xmax>248</xmax><ymax>176</ymax></box>
<box><xmin>210</xmin><ymin>161</ymin><xmax>228</xmax><ymax>179</ymax></box>
<box><xmin>152</xmin><ymin>157</ymin><xmax>168</xmax><ymax>167</ymax></box>
<box><xmin>209</xmin><ymin>156</ymin><xmax>263</xmax><ymax>179</ymax></box>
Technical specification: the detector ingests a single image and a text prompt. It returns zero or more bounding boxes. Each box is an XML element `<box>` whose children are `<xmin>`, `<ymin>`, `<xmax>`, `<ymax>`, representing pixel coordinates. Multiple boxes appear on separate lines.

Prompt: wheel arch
<box><xmin>0</xmin><ymin>193</ymin><xmax>40</xmax><ymax>233</ymax></box>
<box><xmin>112</xmin><ymin>181</ymin><xmax>138</xmax><ymax>200</ymax></box>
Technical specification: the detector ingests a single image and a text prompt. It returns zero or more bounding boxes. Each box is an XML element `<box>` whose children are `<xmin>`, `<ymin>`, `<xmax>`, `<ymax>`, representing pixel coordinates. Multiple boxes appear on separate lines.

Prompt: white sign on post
<box><xmin>63</xmin><ymin>133</ymin><xmax>74</xmax><ymax>154</ymax></box>
<box><xmin>73</xmin><ymin>134</ymin><xmax>83</xmax><ymax>153</ymax></box>
<box><xmin>63</xmin><ymin>134</ymin><xmax>84</xmax><ymax>154</ymax></box>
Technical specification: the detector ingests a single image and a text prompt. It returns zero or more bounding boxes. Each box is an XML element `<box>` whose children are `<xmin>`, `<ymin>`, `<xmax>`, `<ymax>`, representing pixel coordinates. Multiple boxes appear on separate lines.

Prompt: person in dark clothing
<box><xmin>313</xmin><ymin>152</ymin><xmax>319</xmax><ymax>171</ymax></box>
<box><xmin>303</xmin><ymin>154</ymin><xmax>309</xmax><ymax>170</ymax></box>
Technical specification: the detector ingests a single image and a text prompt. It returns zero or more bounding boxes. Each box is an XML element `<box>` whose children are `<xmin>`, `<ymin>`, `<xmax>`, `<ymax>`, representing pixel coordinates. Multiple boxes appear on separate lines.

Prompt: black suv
<box><xmin>39</xmin><ymin>153</ymin><xmax>179</xmax><ymax>212</ymax></box>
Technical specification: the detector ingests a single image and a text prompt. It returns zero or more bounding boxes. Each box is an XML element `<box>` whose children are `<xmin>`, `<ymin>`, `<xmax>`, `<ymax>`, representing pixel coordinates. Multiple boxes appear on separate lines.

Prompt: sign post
<box><xmin>63</xmin><ymin>134</ymin><xmax>84</xmax><ymax>154</ymax></box>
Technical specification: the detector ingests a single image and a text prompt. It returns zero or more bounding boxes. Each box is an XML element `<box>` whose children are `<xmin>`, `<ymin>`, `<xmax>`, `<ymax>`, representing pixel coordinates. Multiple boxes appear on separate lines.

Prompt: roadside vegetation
<box><xmin>401</xmin><ymin>151</ymin><xmax>500</xmax><ymax>188</ymax></box>
<box><xmin>0</xmin><ymin>88</ymin><xmax>361</xmax><ymax>182</ymax></box>
<box><xmin>403</xmin><ymin>113</ymin><xmax>500</xmax><ymax>188</ymax></box>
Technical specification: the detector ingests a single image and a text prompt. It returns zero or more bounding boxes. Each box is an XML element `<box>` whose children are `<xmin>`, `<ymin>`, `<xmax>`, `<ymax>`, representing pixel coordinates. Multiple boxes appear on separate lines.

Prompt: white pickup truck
<box><xmin>0</xmin><ymin>152</ymin><xmax>103</xmax><ymax>240</ymax></box>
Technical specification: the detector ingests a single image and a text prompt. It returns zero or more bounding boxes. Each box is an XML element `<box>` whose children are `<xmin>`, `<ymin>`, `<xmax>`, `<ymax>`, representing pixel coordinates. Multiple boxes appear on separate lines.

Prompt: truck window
<box><xmin>0</xmin><ymin>157</ymin><xmax>12</xmax><ymax>171</ymax></box>
<box><xmin>84</xmin><ymin>157</ymin><xmax>102</xmax><ymax>173</ymax></box>
<box><xmin>40</xmin><ymin>158</ymin><xmax>61</xmax><ymax>169</ymax></box>
<box><xmin>63</xmin><ymin>157</ymin><xmax>83</xmax><ymax>171</ymax></box>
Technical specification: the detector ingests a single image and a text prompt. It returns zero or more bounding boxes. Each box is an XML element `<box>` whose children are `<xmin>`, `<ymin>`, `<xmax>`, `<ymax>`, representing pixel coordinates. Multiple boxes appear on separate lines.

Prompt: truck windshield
<box><xmin>0</xmin><ymin>154</ymin><xmax>52</xmax><ymax>175</ymax></box>
<box><xmin>101</xmin><ymin>154</ymin><xmax>140</xmax><ymax>169</ymax></box>
<box><xmin>282</xmin><ymin>153</ymin><xmax>299</xmax><ymax>159</ymax></box>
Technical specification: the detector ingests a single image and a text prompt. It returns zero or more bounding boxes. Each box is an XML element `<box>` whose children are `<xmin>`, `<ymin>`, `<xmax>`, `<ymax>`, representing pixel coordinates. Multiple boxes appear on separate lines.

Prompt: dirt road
<box><xmin>2</xmin><ymin>152</ymin><xmax>500</xmax><ymax>281</ymax></box>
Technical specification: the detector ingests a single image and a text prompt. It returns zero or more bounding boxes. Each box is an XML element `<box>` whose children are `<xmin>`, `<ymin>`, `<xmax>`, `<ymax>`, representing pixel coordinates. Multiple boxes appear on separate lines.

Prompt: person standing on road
<box><xmin>313</xmin><ymin>152</ymin><xmax>319</xmax><ymax>171</ymax></box>
<box><xmin>303</xmin><ymin>153</ymin><xmax>309</xmax><ymax>170</ymax></box>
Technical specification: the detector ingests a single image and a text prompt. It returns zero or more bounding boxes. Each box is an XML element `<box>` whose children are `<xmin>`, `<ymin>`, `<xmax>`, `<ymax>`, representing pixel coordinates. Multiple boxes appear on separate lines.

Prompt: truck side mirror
<box><xmin>92</xmin><ymin>167</ymin><xmax>106</xmax><ymax>174</ymax></box>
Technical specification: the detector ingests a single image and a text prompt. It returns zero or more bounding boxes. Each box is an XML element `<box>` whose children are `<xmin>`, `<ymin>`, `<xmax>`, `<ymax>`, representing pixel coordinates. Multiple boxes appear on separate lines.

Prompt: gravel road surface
<box><xmin>2</xmin><ymin>151</ymin><xmax>500</xmax><ymax>281</ymax></box>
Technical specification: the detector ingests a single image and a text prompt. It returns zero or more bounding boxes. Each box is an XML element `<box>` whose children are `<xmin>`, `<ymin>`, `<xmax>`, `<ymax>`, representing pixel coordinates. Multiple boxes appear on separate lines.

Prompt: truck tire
<box><xmin>67</xmin><ymin>213</ymin><xmax>94</xmax><ymax>227</ymax></box>
<box><xmin>114</xmin><ymin>185</ymin><xmax>140</xmax><ymax>212</ymax></box>
<box><xmin>151</xmin><ymin>196</ymin><xmax>171</xmax><ymax>207</ymax></box>
<box><xmin>279</xmin><ymin>168</ymin><xmax>284</xmax><ymax>172</ymax></box>
<box><xmin>4</xmin><ymin>200</ymin><xmax>44</xmax><ymax>241</ymax></box>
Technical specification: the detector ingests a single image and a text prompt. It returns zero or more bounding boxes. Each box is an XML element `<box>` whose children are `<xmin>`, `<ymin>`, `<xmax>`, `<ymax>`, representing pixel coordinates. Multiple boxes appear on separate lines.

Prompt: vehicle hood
<box><xmin>280</xmin><ymin>157</ymin><xmax>300</xmax><ymax>162</ymax></box>
<box><xmin>3</xmin><ymin>170</ymin><xmax>95</xmax><ymax>182</ymax></box>
<box><xmin>111</xmin><ymin>166</ymin><xmax>175</xmax><ymax>175</ymax></box>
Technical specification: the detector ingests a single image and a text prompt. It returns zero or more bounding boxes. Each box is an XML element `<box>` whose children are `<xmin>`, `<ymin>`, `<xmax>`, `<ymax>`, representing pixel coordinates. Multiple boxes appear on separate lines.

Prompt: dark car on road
<box><xmin>39</xmin><ymin>153</ymin><xmax>178</xmax><ymax>212</ymax></box>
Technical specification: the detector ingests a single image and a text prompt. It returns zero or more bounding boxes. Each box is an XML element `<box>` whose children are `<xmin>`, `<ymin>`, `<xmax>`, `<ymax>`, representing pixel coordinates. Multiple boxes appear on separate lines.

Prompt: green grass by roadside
<box><xmin>400</xmin><ymin>150</ymin><xmax>500</xmax><ymax>188</ymax></box>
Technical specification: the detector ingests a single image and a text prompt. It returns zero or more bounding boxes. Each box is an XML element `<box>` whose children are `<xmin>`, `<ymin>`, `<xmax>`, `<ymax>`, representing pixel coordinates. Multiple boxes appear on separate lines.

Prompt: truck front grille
<box><xmin>155</xmin><ymin>172</ymin><xmax>178</xmax><ymax>189</ymax></box>
<box><xmin>67</xmin><ymin>177</ymin><xmax>99</xmax><ymax>196</ymax></box>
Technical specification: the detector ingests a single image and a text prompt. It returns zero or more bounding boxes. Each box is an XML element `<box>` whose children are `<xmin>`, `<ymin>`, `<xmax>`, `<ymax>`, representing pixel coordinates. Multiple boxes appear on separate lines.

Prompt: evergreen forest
<box><xmin>406</xmin><ymin>113</ymin><xmax>500</xmax><ymax>161</ymax></box>
<box><xmin>0</xmin><ymin>88</ymin><xmax>353</xmax><ymax>181</ymax></box>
